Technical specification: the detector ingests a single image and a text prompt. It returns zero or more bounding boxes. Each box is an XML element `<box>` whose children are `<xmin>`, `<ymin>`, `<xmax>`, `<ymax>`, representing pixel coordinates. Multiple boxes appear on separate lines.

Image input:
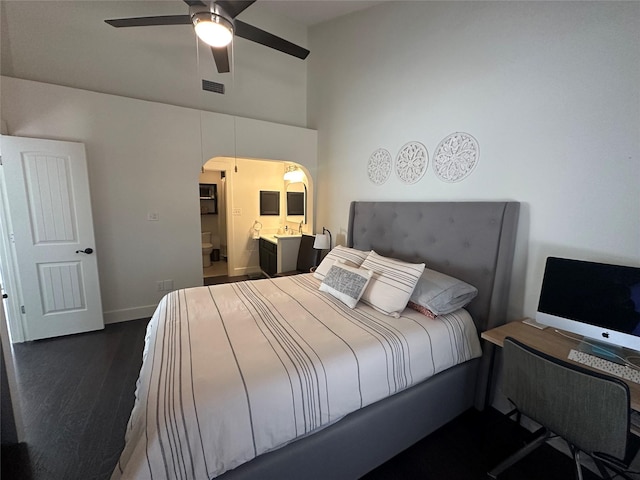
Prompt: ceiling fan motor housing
<box><xmin>190</xmin><ymin>2</ymin><xmax>232</xmax><ymax>25</ymax></box>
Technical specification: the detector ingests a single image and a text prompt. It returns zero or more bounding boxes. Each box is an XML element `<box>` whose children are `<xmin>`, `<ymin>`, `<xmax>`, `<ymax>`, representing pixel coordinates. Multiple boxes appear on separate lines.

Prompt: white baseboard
<box><xmin>103</xmin><ymin>305</ymin><xmax>157</xmax><ymax>324</ymax></box>
<box><xmin>232</xmin><ymin>266</ymin><xmax>262</xmax><ymax>276</ymax></box>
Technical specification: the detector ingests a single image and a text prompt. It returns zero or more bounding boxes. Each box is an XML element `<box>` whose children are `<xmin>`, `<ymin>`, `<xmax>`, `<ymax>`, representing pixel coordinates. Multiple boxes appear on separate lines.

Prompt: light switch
<box><xmin>147</xmin><ymin>212</ymin><xmax>159</xmax><ymax>221</ymax></box>
<box><xmin>232</xmin><ymin>208</ymin><xmax>241</xmax><ymax>216</ymax></box>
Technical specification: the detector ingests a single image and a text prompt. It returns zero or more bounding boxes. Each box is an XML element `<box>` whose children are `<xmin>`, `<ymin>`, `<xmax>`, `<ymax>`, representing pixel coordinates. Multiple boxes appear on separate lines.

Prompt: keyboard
<box><xmin>568</xmin><ymin>349</ymin><xmax>640</xmax><ymax>384</ymax></box>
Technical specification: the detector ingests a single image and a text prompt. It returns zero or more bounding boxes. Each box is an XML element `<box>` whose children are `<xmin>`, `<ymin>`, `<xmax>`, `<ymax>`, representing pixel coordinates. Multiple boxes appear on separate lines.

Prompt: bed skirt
<box><xmin>218</xmin><ymin>357</ymin><xmax>480</xmax><ymax>480</ymax></box>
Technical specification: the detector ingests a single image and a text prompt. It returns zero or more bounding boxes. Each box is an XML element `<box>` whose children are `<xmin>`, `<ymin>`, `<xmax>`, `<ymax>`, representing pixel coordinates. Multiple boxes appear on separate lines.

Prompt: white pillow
<box><xmin>319</xmin><ymin>262</ymin><xmax>373</xmax><ymax>308</ymax></box>
<box><xmin>409</xmin><ymin>268</ymin><xmax>478</xmax><ymax>315</ymax></box>
<box><xmin>360</xmin><ymin>251</ymin><xmax>425</xmax><ymax>318</ymax></box>
<box><xmin>313</xmin><ymin>245</ymin><xmax>370</xmax><ymax>280</ymax></box>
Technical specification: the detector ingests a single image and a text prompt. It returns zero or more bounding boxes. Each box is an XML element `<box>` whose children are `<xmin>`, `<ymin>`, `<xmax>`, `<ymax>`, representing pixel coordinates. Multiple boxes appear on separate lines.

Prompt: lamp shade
<box><xmin>313</xmin><ymin>234</ymin><xmax>330</xmax><ymax>250</ymax></box>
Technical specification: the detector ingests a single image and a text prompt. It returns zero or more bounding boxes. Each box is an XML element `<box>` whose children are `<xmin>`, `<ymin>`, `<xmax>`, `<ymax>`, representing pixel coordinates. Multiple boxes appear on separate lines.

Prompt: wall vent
<box><xmin>202</xmin><ymin>79</ymin><xmax>225</xmax><ymax>94</ymax></box>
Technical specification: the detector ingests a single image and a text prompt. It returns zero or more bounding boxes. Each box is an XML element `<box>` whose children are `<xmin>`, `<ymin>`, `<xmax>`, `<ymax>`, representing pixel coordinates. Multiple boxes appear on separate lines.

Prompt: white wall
<box><xmin>0</xmin><ymin>77</ymin><xmax>317</xmax><ymax>326</ymax></box>
<box><xmin>0</xmin><ymin>0</ymin><xmax>308</xmax><ymax>127</ymax></box>
<box><xmin>308</xmin><ymin>1</ymin><xmax>640</xmax><ymax>320</ymax></box>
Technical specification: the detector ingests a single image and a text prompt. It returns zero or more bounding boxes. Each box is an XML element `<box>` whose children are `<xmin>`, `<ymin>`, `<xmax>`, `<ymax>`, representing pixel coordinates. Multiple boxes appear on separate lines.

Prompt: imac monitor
<box><xmin>536</xmin><ymin>257</ymin><xmax>640</xmax><ymax>355</ymax></box>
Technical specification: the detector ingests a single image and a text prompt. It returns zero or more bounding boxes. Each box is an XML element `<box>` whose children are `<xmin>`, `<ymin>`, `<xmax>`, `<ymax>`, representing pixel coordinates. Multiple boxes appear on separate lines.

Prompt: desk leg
<box><xmin>484</xmin><ymin>343</ymin><xmax>497</xmax><ymax>410</ymax></box>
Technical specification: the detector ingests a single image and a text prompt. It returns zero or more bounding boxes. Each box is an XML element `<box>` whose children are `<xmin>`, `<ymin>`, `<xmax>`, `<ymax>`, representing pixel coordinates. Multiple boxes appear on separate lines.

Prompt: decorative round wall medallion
<box><xmin>367</xmin><ymin>148</ymin><xmax>392</xmax><ymax>185</ymax></box>
<box><xmin>433</xmin><ymin>132</ymin><xmax>479</xmax><ymax>183</ymax></box>
<box><xmin>395</xmin><ymin>141</ymin><xmax>428</xmax><ymax>184</ymax></box>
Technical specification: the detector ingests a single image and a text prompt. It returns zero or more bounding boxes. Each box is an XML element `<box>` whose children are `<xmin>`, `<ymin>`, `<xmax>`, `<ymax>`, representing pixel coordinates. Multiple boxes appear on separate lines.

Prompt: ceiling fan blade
<box><xmin>235</xmin><ymin>20</ymin><xmax>310</xmax><ymax>60</ymax></box>
<box><xmin>211</xmin><ymin>46</ymin><xmax>231</xmax><ymax>73</ymax></box>
<box><xmin>105</xmin><ymin>15</ymin><xmax>191</xmax><ymax>28</ymax></box>
<box><xmin>216</xmin><ymin>1</ymin><xmax>257</xmax><ymax>19</ymax></box>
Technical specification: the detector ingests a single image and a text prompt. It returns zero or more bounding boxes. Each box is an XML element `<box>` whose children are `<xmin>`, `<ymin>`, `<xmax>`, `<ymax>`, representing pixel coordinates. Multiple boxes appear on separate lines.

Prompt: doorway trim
<box><xmin>0</xmin><ymin>159</ymin><xmax>25</xmax><ymax>342</ymax></box>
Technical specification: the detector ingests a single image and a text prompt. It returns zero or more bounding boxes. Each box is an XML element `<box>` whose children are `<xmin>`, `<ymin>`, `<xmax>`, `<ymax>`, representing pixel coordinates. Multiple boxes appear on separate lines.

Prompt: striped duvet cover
<box><xmin>112</xmin><ymin>274</ymin><xmax>482</xmax><ymax>480</ymax></box>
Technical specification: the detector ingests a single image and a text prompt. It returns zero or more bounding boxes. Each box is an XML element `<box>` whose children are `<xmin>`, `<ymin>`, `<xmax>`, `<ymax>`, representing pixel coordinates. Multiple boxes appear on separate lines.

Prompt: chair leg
<box><xmin>488</xmin><ymin>428</ymin><xmax>551</xmax><ymax>479</ymax></box>
<box><xmin>569</xmin><ymin>445</ymin><xmax>583</xmax><ymax>480</ymax></box>
<box><xmin>593</xmin><ymin>457</ymin><xmax>636</xmax><ymax>480</ymax></box>
<box><xmin>593</xmin><ymin>458</ymin><xmax>614</xmax><ymax>480</ymax></box>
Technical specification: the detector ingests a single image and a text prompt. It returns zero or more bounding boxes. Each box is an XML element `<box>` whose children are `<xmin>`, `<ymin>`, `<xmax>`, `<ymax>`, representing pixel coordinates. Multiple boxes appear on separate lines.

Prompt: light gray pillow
<box><xmin>360</xmin><ymin>251</ymin><xmax>425</xmax><ymax>318</ymax></box>
<box><xmin>319</xmin><ymin>261</ymin><xmax>373</xmax><ymax>308</ymax></box>
<box><xmin>409</xmin><ymin>268</ymin><xmax>478</xmax><ymax>315</ymax></box>
<box><xmin>313</xmin><ymin>245</ymin><xmax>370</xmax><ymax>280</ymax></box>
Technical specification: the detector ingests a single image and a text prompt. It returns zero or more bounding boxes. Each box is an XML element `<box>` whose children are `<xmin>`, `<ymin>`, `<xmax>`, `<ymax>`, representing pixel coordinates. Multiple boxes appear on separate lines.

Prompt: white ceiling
<box><xmin>259</xmin><ymin>1</ymin><xmax>384</xmax><ymax>26</ymax></box>
<box><xmin>92</xmin><ymin>0</ymin><xmax>384</xmax><ymax>26</ymax></box>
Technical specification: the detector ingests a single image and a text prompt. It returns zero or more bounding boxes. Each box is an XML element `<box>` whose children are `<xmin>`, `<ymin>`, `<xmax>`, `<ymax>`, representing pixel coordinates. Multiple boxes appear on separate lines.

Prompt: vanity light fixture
<box><xmin>193</xmin><ymin>12</ymin><xmax>233</xmax><ymax>47</ymax></box>
<box><xmin>283</xmin><ymin>165</ymin><xmax>304</xmax><ymax>183</ymax></box>
<box><xmin>313</xmin><ymin>227</ymin><xmax>332</xmax><ymax>250</ymax></box>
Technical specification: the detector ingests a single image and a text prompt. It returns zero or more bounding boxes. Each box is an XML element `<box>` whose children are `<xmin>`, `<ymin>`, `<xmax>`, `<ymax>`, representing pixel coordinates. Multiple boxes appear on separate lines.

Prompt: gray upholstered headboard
<box><xmin>347</xmin><ymin>201</ymin><xmax>520</xmax><ymax>334</ymax></box>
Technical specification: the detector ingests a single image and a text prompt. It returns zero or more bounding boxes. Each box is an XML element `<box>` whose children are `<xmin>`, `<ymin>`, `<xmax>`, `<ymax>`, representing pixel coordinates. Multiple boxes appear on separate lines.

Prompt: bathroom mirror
<box><xmin>286</xmin><ymin>182</ymin><xmax>307</xmax><ymax>224</ymax></box>
<box><xmin>260</xmin><ymin>190</ymin><xmax>280</xmax><ymax>216</ymax></box>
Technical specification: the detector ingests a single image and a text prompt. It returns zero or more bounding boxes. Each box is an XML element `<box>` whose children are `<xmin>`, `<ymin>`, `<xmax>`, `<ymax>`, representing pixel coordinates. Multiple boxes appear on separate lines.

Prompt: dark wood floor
<box><xmin>2</xmin><ymin>318</ymin><xmax>148</xmax><ymax>480</ymax></box>
<box><xmin>363</xmin><ymin>408</ymin><xmax>601</xmax><ymax>480</ymax></box>
<box><xmin>2</xmin><ymin>313</ymin><xmax>603</xmax><ymax>480</ymax></box>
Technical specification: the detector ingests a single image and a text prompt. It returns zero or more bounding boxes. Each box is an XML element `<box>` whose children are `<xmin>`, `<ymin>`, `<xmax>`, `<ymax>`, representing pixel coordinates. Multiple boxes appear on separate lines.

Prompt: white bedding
<box><xmin>112</xmin><ymin>274</ymin><xmax>482</xmax><ymax>479</ymax></box>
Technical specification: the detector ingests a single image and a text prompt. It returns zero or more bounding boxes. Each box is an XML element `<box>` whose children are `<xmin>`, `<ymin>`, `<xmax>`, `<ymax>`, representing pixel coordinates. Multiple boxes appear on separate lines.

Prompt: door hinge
<box><xmin>21</xmin><ymin>305</ymin><xmax>25</xmax><ymax>314</ymax></box>
<box><xmin>0</xmin><ymin>155</ymin><xmax>3</xmax><ymax>166</ymax></box>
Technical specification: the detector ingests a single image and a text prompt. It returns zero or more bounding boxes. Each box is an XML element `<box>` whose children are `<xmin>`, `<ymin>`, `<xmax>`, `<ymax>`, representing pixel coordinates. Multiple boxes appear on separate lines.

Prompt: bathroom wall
<box><xmin>234</xmin><ymin>159</ymin><xmax>286</xmax><ymax>274</ymax></box>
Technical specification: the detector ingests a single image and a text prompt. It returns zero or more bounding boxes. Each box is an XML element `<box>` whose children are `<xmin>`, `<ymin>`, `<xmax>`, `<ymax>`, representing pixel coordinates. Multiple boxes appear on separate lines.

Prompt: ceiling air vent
<box><xmin>202</xmin><ymin>79</ymin><xmax>225</xmax><ymax>95</ymax></box>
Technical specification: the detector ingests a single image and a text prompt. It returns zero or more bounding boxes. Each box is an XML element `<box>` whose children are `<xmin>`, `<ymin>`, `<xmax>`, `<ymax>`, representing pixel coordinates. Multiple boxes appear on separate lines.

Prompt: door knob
<box><xmin>75</xmin><ymin>248</ymin><xmax>94</xmax><ymax>254</ymax></box>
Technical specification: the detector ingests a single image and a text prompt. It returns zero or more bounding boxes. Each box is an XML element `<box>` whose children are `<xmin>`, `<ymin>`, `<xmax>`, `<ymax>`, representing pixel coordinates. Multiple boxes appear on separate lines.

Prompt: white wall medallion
<box><xmin>395</xmin><ymin>141</ymin><xmax>428</xmax><ymax>184</ymax></box>
<box><xmin>433</xmin><ymin>132</ymin><xmax>479</xmax><ymax>183</ymax></box>
<box><xmin>367</xmin><ymin>148</ymin><xmax>393</xmax><ymax>185</ymax></box>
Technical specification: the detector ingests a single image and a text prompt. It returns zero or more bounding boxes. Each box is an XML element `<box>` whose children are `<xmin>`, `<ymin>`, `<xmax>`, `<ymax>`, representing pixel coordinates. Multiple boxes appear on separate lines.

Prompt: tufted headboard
<box><xmin>347</xmin><ymin>201</ymin><xmax>520</xmax><ymax>334</ymax></box>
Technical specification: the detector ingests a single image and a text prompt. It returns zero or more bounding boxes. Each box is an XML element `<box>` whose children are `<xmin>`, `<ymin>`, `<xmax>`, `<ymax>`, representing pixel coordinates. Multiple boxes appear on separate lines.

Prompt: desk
<box><xmin>482</xmin><ymin>319</ymin><xmax>640</xmax><ymax>413</ymax></box>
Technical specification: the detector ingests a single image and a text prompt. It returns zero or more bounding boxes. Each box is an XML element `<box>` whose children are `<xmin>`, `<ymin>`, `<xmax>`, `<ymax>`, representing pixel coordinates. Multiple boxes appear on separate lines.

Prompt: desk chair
<box><xmin>489</xmin><ymin>337</ymin><xmax>639</xmax><ymax>480</ymax></box>
<box><xmin>275</xmin><ymin>234</ymin><xmax>321</xmax><ymax>277</ymax></box>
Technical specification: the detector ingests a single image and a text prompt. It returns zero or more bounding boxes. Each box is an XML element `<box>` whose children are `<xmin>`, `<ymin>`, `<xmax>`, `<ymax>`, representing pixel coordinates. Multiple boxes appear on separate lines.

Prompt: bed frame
<box><xmin>219</xmin><ymin>201</ymin><xmax>520</xmax><ymax>480</ymax></box>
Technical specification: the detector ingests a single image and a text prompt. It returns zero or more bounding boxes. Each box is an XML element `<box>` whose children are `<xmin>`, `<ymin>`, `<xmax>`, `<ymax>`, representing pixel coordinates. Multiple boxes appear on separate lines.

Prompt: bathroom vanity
<box><xmin>259</xmin><ymin>234</ymin><xmax>302</xmax><ymax>276</ymax></box>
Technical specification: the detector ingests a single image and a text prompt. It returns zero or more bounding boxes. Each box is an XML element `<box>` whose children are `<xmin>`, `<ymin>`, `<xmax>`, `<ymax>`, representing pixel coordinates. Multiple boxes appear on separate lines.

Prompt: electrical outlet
<box><xmin>156</xmin><ymin>281</ymin><xmax>163</xmax><ymax>292</ymax></box>
<box><xmin>147</xmin><ymin>212</ymin><xmax>159</xmax><ymax>221</ymax></box>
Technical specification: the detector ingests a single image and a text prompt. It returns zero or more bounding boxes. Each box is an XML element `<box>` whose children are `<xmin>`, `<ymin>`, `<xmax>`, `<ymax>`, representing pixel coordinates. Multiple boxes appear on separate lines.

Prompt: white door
<box><xmin>1</xmin><ymin>136</ymin><xmax>103</xmax><ymax>340</ymax></box>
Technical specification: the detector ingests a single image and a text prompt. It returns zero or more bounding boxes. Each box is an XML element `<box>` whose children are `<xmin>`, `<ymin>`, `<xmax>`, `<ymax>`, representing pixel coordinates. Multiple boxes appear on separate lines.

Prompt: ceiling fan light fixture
<box><xmin>193</xmin><ymin>12</ymin><xmax>233</xmax><ymax>48</ymax></box>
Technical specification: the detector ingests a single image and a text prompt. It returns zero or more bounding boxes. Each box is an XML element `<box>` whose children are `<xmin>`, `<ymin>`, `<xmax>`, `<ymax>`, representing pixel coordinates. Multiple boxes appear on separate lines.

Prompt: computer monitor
<box><xmin>536</xmin><ymin>257</ymin><xmax>640</xmax><ymax>357</ymax></box>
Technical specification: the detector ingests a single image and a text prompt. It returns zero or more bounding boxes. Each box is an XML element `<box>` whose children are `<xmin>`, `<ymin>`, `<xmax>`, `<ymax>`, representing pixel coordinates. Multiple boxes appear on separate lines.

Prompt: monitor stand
<box><xmin>576</xmin><ymin>339</ymin><xmax>625</xmax><ymax>365</ymax></box>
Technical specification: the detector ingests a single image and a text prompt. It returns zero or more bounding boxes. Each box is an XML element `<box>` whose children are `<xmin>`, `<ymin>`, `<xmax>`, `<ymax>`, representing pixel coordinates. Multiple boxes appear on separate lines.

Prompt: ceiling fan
<box><xmin>105</xmin><ymin>0</ymin><xmax>310</xmax><ymax>74</ymax></box>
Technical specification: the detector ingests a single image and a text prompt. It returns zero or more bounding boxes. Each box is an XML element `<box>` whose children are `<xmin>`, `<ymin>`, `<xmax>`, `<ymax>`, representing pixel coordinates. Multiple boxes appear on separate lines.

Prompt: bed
<box><xmin>113</xmin><ymin>201</ymin><xmax>520</xmax><ymax>480</ymax></box>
